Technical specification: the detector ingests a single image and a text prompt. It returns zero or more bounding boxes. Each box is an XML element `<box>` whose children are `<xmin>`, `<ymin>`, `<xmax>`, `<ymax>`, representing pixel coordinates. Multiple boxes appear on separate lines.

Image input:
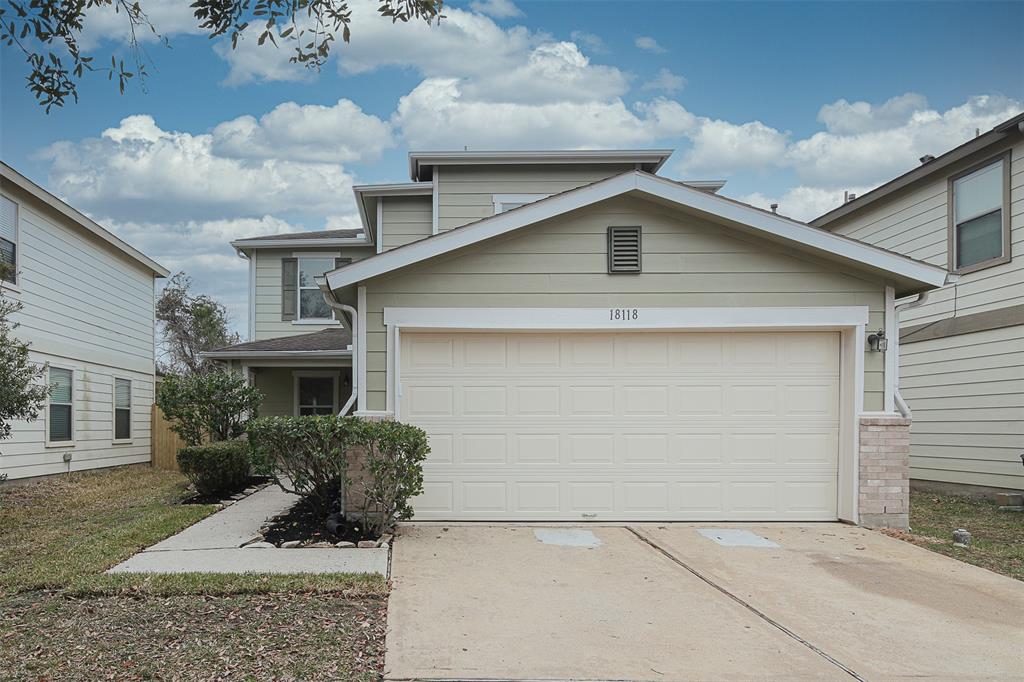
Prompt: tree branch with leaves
<box><xmin>1</xmin><ymin>0</ymin><xmax>444</xmax><ymax>111</ymax></box>
<box><xmin>156</xmin><ymin>272</ymin><xmax>241</xmax><ymax>375</ymax></box>
<box><xmin>0</xmin><ymin>264</ymin><xmax>50</xmax><ymax>454</ymax></box>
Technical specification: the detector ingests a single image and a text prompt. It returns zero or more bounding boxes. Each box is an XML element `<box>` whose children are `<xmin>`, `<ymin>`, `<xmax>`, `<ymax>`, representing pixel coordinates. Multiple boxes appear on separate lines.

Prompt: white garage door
<box><xmin>400</xmin><ymin>331</ymin><xmax>840</xmax><ymax>521</ymax></box>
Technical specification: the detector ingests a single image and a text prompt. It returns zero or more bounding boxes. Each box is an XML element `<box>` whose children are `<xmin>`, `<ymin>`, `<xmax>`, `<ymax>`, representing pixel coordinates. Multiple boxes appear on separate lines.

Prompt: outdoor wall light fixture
<box><xmin>867</xmin><ymin>330</ymin><xmax>888</xmax><ymax>352</ymax></box>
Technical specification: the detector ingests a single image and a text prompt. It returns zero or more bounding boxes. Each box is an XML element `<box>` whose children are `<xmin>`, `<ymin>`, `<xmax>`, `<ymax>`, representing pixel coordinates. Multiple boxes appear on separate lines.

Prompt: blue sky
<box><xmin>2</xmin><ymin>0</ymin><xmax>1022</xmax><ymax>332</ymax></box>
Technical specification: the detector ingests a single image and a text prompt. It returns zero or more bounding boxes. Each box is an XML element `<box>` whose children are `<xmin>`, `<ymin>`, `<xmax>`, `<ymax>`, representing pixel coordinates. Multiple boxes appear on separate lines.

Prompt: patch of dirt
<box><xmin>262</xmin><ymin>488</ymin><xmax>380</xmax><ymax>546</ymax></box>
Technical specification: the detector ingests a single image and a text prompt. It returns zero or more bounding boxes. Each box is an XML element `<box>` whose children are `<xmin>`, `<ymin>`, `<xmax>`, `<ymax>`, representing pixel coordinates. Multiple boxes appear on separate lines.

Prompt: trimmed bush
<box><xmin>156</xmin><ymin>370</ymin><xmax>263</xmax><ymax>446</ymax></box>
<box><xmin>177</xmin><ymin>440</ymin><xmax>251</xmax><ymax>497</ymax></box>
<box><xmin>248</xmin><ymin>415</ymin><xmax>365</xmax><ymax>515</ymax></box>
<box><xmin>357</xmin><ymin>420</ymin><xmax>429</xmax><ymax>535</ymax></box>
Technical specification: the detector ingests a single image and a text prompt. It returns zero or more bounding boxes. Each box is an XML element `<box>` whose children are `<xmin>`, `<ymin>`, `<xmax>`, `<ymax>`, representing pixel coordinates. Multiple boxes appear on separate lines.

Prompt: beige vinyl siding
<box><xmin>381</xmin><ymin>196</ymin><xmax>432</xmax><ymax>251</ymax></box>
<box><xmin>362</xmin><ymin>195</ymin><xmax>888</xmax><ymax>411</ymax></box>
<box><xmin>253</xmin><ymin>246</ymin><xmax>372</xmax><ymax>340</ymax></box>
<box><xmin>831</xmin><ymin>139</ymin><xmax>1022</xmax><ymax>326</ymax></box>
<box><xmin>436</xmin><ymin>163</ymin><xmax>635</xmax><ymax>232</ymax></box>
<box><xmin>0</xmin><ymin>187</ymin><xmax>157</xmax><ymax>479</ymax></box>
<box><xmin>900</xmin><ymin>325</ymin><xmax>1024</xmax><ymax>490</ymax></box>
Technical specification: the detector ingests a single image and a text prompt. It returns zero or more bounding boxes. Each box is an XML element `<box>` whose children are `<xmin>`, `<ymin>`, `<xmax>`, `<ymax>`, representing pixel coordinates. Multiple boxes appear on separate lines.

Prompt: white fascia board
<box><xmin>384</xmin><ymin>306</ymin><xmax>870</xmax><ymax>330</ymax></box>
<box><xmin>230</xmin><ymin>237</ymin><xmax>370</xmax><ymax>249</ymax></box>
<box><xmin>326</xmin><ymin>170</ymin><xmax>948</xmax><ymax>292</ymax></box>
<box><xmin>1</xmin><ymin>162</ymin><xmax>169</xmax><ymax>277</ymax></box>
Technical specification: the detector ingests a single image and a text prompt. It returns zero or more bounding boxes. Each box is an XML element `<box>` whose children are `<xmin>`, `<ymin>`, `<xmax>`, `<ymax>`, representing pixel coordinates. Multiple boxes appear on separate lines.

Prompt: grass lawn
<box><xmin>0</xmin><ymin>466</ymin><xmax>388</xmax><ymax>680</ymax></box>
<box><xmin>890</xmin><ymin>489</ymin><xmax>1024</xmax><ymax>581</ymax></box>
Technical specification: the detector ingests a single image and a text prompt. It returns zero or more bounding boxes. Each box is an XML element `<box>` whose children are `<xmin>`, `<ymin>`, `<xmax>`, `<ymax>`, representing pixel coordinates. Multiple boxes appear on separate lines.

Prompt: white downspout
<box><xmin>318</xmin><ymin>280</ymin><xmax>357</xmax><ymax>416</ymax></box>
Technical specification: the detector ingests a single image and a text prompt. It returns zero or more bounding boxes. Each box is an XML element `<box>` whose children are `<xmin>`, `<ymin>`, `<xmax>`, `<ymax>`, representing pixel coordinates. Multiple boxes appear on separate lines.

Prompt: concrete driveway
<box><xmin>385</xmin><ymin>523</ymin><xmax>1024</xmax><ymax>681</ymax></box>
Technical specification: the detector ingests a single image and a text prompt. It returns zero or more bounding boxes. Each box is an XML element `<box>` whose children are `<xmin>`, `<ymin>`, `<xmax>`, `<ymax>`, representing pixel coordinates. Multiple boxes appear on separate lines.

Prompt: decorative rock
<box><xmin>378</xmin><ymin>541</ymin><xmax>390</xmax><ymax>550</ymax></box>
<box><xmin>244</xmin><ymin>541</ymin><xmax>275</xmax><ymax>549</ymax></box>
<box><xmin>281</xmin><ymin>540</ymin><xmax>303</xmax><ymax>549</ymax></box>
<box><xmin>335</xmin><ymin>541</ymin><xmax>356</xmax><ymax>548</ymax></box>
<box><xmin>995</xmin><ymin>493</ymin><xmax>1023</xmax><ymax>507</ymax></box>
<box><xmin>376</xmin><ymin>534</ymin><xmax>393</xmax><ymax>548</ymax></box>
<box><xmin>305</xmin><ymin>541</ymin><xmax>334</xmax><ymax>548</ymax></box>
<box><xmin>952</xmin><ymin>528</ymin><xmax>972</xmax><ymax>547</ymax></box>
<box><xmin>357</xmin><ymin>540</ymin><xmax>377</xmax><ymax>548</ymax></box>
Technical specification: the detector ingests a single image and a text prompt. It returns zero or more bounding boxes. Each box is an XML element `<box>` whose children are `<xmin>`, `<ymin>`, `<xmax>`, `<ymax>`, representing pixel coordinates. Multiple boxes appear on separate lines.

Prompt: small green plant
<box><xmin>156</xmin><ymin>370</ymin><xmax>262</xmax><ymax>445</ymax></box>
<box><xmin>357</xmin><ymin>420</ymin><xmax>430</xmax><ymax>536</ymax></box>
<box><xmin>248</xmin><ymin>415</ymin><xmax>365</xmax><ymax>516</ymax></box>
<box><xmin>177</xmin><ymin>440</ymin><xmax>251</xmax><ymax>497</ymax></box>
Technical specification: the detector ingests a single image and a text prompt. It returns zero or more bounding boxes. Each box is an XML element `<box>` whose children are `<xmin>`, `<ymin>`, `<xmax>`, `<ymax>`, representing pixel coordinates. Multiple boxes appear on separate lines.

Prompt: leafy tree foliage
<box><xmin>1</xmin><ymin>0</ymin><xmax>444</xmax><ymax>111</ymax></box>
<box><xmin>156</xmin><ymin>370</ymin><xmax>263</xmax><ymax>445</ymax></box>
<box><xmin>0</xmin><ymin>265</ymin><xmax>50</xmax><ymax>453</ymax></box>
<box><xmin>156</xmin><ymin>272</ymin><xmax>240</xmax><ymax>375</ymax></box>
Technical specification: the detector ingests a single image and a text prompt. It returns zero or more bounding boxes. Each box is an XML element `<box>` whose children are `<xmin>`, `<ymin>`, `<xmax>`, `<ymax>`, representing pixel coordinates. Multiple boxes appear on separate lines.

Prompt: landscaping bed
<box><xmin>884</xmin><ymin>489</ymin><xmax>1024</xmax><ymax>581</ymax></box>
<box><xmin>258</xmin><ymin>485</ymin><xmax>389</xmax><ymax>548</ymax></box>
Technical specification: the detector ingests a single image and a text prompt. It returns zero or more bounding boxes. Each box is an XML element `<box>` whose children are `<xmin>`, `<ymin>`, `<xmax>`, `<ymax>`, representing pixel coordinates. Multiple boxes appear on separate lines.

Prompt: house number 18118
<box><xmin>609</xmin><ymin>308</ymin><xmax>639</xmax><ymax>321</ymax></box>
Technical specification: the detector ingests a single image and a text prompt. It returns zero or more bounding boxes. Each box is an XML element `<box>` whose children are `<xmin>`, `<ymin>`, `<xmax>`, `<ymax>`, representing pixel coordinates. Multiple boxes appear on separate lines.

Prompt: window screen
<box><xmin>953</xmin><ymin>159</ymin><xmax>1005</xmax><ymax>270</ymax></box>
<box><xmin>297</xmin><ymin>258</ymin><xmax>334</xmax><ymax>319</ymax></box>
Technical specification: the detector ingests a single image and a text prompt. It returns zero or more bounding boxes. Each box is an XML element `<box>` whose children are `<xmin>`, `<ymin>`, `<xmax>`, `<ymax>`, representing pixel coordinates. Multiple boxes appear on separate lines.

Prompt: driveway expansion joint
<box><xmin>625</xmin><ymin>526</ymin><xmax>866</xmax><ymax>682</ymax></box>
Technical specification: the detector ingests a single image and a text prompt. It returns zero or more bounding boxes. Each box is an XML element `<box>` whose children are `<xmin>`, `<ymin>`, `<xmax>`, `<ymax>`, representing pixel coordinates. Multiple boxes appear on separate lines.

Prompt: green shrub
<box><xmin>357</xmin><ymin>420</ymin><xmax>429</xmax><ymax>535</ymax></box>
<box><xmin>177</xmin><ymin>440</ymin><xmax>251</xmax><ymax>497</ymax></box>
<box><xmin>156</xmin><ymin>370</ymin><xmax>262</xmax><ymax>446</ymax></box>
<box><xmin>247</xmin><ymin>416</ymin><xmax>429</xmax><ymax>534</ymax></box>
<box><xmin>247</xmin><ymin>415</ymin><xmax>365</xmax><ymax>515</ymax></box>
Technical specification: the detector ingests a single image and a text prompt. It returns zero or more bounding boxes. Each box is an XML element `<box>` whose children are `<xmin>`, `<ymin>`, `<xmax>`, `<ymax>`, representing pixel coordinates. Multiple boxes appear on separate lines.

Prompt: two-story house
<box><xmin>212</xmin><ymin>149</ymin><xmax>955</xmax><ymax>528</ymax></box>
<box><xmin>813</xmin><ymin>112</ymin><xmax>1024</xmax><ymax>495</ymax></box>
<box><xmin>1</xmin><ymin>163</ymin><xmax>168</xmax><ymax>480</ymax></box>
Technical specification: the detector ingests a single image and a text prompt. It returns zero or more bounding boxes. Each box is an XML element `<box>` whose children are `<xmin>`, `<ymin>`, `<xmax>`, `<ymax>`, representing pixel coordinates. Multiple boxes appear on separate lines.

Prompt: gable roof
<box><xmin>324</xmin><ymin>170</ymin><xmax>951</xmax><ymax>298</ymax></box>
<box><xmin>409</xmin><ymin>149</ymin><xmax>673</xmax><ymax>181</ymax></box>
<box><xmin>1</xmin><ymin>161</ymin><xmax>169</xmax><ymax>277</ymax></box>
<box><xmin>812</xmin><ymin>111</ymin><xmax>1024</xmax><ymax>228</ymax></box>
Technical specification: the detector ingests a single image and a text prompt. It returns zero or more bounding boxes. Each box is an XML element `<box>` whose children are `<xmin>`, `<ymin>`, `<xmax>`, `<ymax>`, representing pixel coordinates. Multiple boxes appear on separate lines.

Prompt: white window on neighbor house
<box><xmin>492</xmin><ymin>194</ymin><xmax>550</xmax><ymax>214</ymax></box>
<box><xmin>951</xmin><ymin>156</ymin><xmax>1009</xmax><ymax>272</ymax></box>
<box><xmin>113</xmin><ymin>378</ymin><xmax>132</xmax><ymax>442</ymax></box>
<box><xmin>48</xmin><ymin>367</ymin><xmax>73</xmax><ymax>444</ymax></box>
<box><xmin>0</xmin><ymin>195</ymin><xmax>17</xmax><ymax>285</ymax></box>
<box><xmin>294</xmin><ymin>373</ymin><xmax>337</xmax><ymax>416</ymax></box>
<box><xmin>297</xmin><ymin>257</ymin><xmax>334</xmax><ymax>320</ymax></box>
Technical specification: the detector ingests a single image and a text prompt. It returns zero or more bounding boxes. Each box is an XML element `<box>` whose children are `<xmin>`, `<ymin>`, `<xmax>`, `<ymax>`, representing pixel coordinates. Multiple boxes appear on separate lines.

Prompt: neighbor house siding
<box><xmin>436</xmin><ymin>164</ymin><xmax>635</xmax><ymax>232</ymax></box>
<box><xmin>0</xmin><ymin>186</ymin><xmax>157</xmax><ymax>479</ymax></box>
<box><xmin>362</xmin><ymin>195</ymin><xmax>888</xmax><ymax>411</ymax></box>
<box><xmin>900</xmin><ymin>325</ymin><xmax>1024</xmax><ymax>490</ymax></box>
<box><xmin>830</xmin><ymin>138</ymin><xmax>1022</xmax><ymax>326</ymax></box>
<box><xmin>829</xmin><ymin>138</ymin><xmax>1023</xmax><ymax>491</ymax></box>
<box><xmin>381</xmin><ymin>196</ymin><xmax>432</xmax><ymax>251</ymax></box>
<box><xmin>253</xmin><ymin>246</ymin><xmax>372</xmax><ymax>340</ymax></box>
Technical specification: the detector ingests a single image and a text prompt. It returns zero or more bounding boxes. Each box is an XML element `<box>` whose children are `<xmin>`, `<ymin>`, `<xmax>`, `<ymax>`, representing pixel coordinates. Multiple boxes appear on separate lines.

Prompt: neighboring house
<box><xmin>211</xmin><ymin>150</ymin><xmax>953</xmax><ymax>528</ymax></box>
<box><xmin>813</xmin><ymin>113</ymin><xmax>1024</xmax><ymax>494</ymax></box>
<box><xmin>0</xmin><ymin>163</ymin><xmax>169</xmax><ymax>480</ymax></box>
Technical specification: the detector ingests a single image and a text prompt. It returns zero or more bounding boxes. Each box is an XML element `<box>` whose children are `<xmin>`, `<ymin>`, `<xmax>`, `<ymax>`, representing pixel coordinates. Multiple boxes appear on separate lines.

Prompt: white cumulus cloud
<box><xmin>469</xmin><ymin>0</ymin><xmax>524</xmax><ymax>19</ymax></box>
<box><xmin>642</xmin><ymin>68</ymin><xmax>686</xmax><ymax>94</ymax></box>
<box><xmin>635</xmin><ymin>36</ymin><xmax>666</xmax><ymax>53</ymax></box>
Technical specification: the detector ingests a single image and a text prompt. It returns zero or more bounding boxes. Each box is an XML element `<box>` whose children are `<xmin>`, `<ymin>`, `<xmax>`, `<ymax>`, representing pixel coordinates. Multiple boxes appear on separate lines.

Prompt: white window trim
<box><xmin>294</xmin><ymin>252</ymin><xmax>342</xmax><ymax>325</ymax></box>
<box><xmin>111</xmin><ymin>376</ymin><xmax>133</xmax><ymax>444</ymax></box>
<box><xmin>492</xmin><ymin>193</ymin><xmax>550</xmax><ymax>214</ymax></box>
<box><xmin>0</xmin><ymin>193</ymin><xmax>21</xmax><ymax>292</ymax></box>
<box><xmin>45</xmin><ymin>364</ymin><xmax>75</xmax><ymax>448</ymax></box>
<box><xmin>292</xmin><ymin>370</ymin><xmax>340</xmax><ymax>417</ymax></box>
<box><xmin>383</xmin><ymin>305</ymin><xmax>873</xmax><ymax>524</ymax></box>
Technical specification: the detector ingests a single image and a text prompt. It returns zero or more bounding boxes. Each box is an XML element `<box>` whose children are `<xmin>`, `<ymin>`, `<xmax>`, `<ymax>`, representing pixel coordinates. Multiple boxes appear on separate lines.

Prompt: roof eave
<box><xmin>201</xmin><ymin>350</ymin><xmax>353</xmax><ymax>359</ymax></box>
<box><xmin>408</xmin><ymin>149</ymin><xmax>674</xmax><ymax>181</ymax></box>
<box><xmin>1</xmin><ymin>162</ymin><xmax>169</xmax><ymax>277</ymax></box>
<box><xmin>812</xmin><ymin>111</ymin><xmax>1024</xmax><ymax>228</ymax></box>
<box><xmin>230</xmin><ymin>237</ymin><xmax>371</xmax><ymax>249</ymax></box>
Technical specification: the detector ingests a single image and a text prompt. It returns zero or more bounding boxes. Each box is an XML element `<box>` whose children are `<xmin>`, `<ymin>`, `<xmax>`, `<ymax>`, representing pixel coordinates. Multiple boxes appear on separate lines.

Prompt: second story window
<box><xmin>0</xmin><ymin>195</ymin><xmax>16</xmax><ymax>284</ymax></box>
<box><xmin>951</xmin><ymin>156</ymin><xmax>1009</xmax><ymax>273</ymax></box>
<box><xmin>298</xmin><ymin>257</ymin><xmax>333</xmax><ymax>320</ymax></box>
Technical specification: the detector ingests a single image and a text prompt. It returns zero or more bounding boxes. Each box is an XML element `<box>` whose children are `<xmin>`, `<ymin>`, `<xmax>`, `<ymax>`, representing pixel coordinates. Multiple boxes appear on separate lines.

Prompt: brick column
<box><xmin>858</xmin><ymin>416</ymin><xmax>911</xmax><ymax>530</ymax></box>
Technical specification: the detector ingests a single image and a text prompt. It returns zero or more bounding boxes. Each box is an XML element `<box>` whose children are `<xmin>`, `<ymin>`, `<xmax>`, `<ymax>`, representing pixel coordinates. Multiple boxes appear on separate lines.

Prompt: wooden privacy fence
<box><xmin>151</xmin><ymin>401</ymin><xmax>187</xmax><ymax>471</ymax></box>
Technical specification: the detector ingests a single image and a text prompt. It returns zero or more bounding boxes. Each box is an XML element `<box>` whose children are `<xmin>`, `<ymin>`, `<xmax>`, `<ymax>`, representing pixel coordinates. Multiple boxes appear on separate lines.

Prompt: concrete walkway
<box><xmin>109</xmin><ymin>484</ymin><xmax>388</xmax><ymax>575</ymax></box>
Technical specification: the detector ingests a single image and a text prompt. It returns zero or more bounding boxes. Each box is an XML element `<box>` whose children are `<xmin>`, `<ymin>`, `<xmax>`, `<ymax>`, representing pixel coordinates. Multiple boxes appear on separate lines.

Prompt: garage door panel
<box><xmin>402</xmin><ymin>331</ymin><xmax>839</xmax><ymax>521</ymax></box>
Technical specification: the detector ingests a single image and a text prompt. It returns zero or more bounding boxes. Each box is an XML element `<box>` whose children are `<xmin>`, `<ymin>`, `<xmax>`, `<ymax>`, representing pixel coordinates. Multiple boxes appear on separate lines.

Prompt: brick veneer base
<box><xmin>859</xmin><ymin>416</ymin><xmax>911</xmax><ymax>530</ymax></box>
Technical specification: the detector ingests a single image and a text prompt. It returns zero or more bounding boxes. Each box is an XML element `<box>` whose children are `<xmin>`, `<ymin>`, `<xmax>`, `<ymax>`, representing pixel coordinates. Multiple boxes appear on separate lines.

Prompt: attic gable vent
<box><xmin>607</xmin><ymin>226</ymin><xmax>642</xmax><ymax>273</ymax></box>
